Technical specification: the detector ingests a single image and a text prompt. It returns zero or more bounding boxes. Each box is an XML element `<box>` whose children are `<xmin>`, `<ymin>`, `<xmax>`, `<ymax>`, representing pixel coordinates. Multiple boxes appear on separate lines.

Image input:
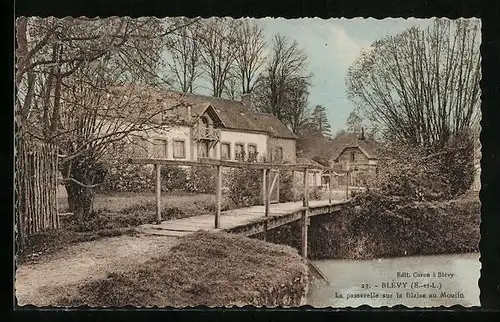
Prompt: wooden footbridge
<box><xmin>128</xmin><ymin>158</ymin><xmax>354</xmax><ymax>258</ymax></box>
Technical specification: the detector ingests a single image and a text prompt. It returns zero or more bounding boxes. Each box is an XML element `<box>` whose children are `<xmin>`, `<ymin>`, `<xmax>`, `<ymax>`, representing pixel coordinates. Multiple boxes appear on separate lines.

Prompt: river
<box><xmin>306</xmin><ymin>252</ymin><xmax>480</xmax><ymax>308</ymax></box>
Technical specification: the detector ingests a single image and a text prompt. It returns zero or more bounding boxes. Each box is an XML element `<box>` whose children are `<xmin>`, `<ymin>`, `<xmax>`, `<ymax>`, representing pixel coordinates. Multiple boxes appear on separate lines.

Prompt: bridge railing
<box><xmin>128</xmin><ymin>158</ymin><xmax>351</xmax><ymax>234</ymax></box>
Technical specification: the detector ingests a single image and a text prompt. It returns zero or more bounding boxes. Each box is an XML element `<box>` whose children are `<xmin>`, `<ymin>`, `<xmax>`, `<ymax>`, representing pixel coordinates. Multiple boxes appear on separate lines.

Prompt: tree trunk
<box><xmin>65</xmin><ymin>180</ymin><xmax>95</xmax><ymax>220</ymax></box>
<box><xmin>62</xmin><ymin>162</ymin><xmax>96</xmax><ymax>221</ymax></box>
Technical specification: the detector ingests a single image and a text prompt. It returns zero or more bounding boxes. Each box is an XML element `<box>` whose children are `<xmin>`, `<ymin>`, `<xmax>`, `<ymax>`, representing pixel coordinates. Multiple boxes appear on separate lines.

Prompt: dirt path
<box><xmin>15</xmin><ymin>234</ymin><xmax>179</xmax><ymax>307</ymax></box>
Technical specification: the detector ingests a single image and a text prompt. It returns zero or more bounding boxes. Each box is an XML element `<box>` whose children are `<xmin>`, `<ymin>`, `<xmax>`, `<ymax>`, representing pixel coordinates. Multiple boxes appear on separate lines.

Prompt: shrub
<box><xmin>160</xmin><ymin>165</ymin><xmax>188</xmax><ymax>192</ymax></box>
<box><xmin>439</xmin><ymin>131</ymin><xmax>475</xmax><ymax>196</ymax></box>
<box><xmin>97</xmin><ymin>162</ymin><xmax>154</xmax><ymax>194</ymax></box>
<box><xmin>375</xmin><ymin>131</ymin><xmax>475</xmax><ymax>201</ymax></box>
<box><xmin>307</xmin><ymin>190</ymin><xmax>480</xmax><ymax>259</ymax></box>
<box><xmin>278</xmin><ymin>170</ymin><xmax>296</xmax><ymax>203</ymax></box>
<box><xmin>225</xmin><ymin>167</ymin><xmax>262</xmax><ymax>208</ymax></box>
<box><xmin>186</xmin><ymin>166</ymin><xmax>216</xmax><ymax>194</ymax></box>
<box><xmin>310</xmin><ymin>187</ymin><xmax>323</xmax><ymax>200</ymax></box>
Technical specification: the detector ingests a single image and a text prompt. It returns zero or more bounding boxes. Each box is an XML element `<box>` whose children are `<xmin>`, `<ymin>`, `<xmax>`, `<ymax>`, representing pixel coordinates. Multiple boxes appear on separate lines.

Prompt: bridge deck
<box><xmin>136</xmin><ymin>199</ymin><xmax>349</xmax><ymax>237</ymax></box>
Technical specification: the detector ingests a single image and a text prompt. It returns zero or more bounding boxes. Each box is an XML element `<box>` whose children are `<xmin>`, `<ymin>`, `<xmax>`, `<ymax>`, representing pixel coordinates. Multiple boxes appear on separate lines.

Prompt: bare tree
<box><xmin>233</xmin><ymin>20</ymin><xmax>267</xmax><ymax>94</ymax></box>
<box><xmin>165</xmin><ymin>17</ymin><xmax>203</xmax><ymax>93</ymax></box>
<box><xmin>286</xmin><ymin>78</ymin><xmax>311</xmax><ymax>134</ymax></box>
<box><xmin>222</xmin><ymin>70</ymin><xmax>240</xmax><ymax>100</ymax></box>
<box><xmin>15</xmin><ymin>17</ymin><xmax>191</xmax><ymax>219</ymax></box>
<box><xmin>253</xmin><ymin>34</ymin><xmax>312</xmax><ymax>124</ymax></box>
<box><xmin>346</xmin><ymin>18</ymin><xmax>481</xmax><ymax>147</ymax></box>
<box><xmin>198</xmin><ymin>18</ymin><xmax>238</xmax><ymax>98</ymax></box>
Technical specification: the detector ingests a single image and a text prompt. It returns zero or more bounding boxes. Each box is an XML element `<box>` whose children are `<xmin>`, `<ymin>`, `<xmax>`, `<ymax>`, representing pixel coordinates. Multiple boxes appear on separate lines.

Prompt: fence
<box><xmin>15</xmin><ymin>138</ymin><xmax>59</xmax><ymax>248</ymax></box>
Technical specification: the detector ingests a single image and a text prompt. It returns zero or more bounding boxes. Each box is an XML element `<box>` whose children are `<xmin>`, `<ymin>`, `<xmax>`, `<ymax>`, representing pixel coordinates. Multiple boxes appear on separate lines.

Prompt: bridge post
<box><xmin>329</xmin><ymin>170</ymin><xmax>333</xmax><ymax>204</ymax></box>
<box><xmin>155</xmin><ymin>163</ymin><xmax>162</xmax><ymax>225</ymax></box>
<box><xmin>215</xmin><ymin>164</ymin><xmax>222</xmax><ymax>228</ymax></box>
<box><xmin>265</xmin><ymin>168</ymin><xmax>271</xmax><ymax>217</ymax></box>
<box><xmin>346</xmin><ymin>171</ymin><xmax>350</xmax><ymax>200</ymax></box>
<box><xmin>301</xmin><ymin>167</ymin><xmax>310</xmax><ymax>258</ymax></box>
<box><xmin>261</xmin><ymin>168</ymin><xmax>267</xmax><ymax>206</ymax></box>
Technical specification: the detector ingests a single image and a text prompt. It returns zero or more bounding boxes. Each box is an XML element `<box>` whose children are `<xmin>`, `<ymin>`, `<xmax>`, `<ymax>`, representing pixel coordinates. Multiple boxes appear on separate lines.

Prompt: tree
<box><xmin>285</xmin><ymin>78</ymin><xmax>311</xmax><ymax>134</ymax></box>
<box><xmin>308</xmin><ymin>105</ymin><xmax>332</xmax><ymax>137</ymax></box>
<box><xmin>15</xmin><ymin>17</ymin><xmax>190</xmax><ymax>220</ymax></box>
<box><xmin>222</xmin><ymin>70</ymin><xmax>240</xmax><ymax>100</ymax></box>
<box><xmin>198</xmin><ymin>18</ymin><xmax>238</xmax><ymax>98</ymax></box>
<box><xmin>253</xmin><ymin>34</ymin><xmax>312</xmax><ymax>125</ymax></box>
<box><xmin>346</xmin><ymin>18</ymin><xmax>481</xmax><ymax>147</ymax></box>
<box><xmin>165</xmin><ymin>18</ymin><xmax>203</xmax><ymax>93</ymax></box>
<box><xmin>345</xmin><ymin>111</ymin><xmax>363</xmax><ymax>134</ymax></box>
<box><xmin>233</xmin><ymin>20</ymin><xmax>267</xmax><ymax>94</ymax></box>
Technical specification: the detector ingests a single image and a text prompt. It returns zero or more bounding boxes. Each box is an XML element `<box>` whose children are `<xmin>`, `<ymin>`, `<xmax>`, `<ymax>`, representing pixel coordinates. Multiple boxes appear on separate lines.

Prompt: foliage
<box><xmin>308</xmin><ymin>191</ymin><xmax>480</xmax><ymax>259</ymax></box>
<box><xmin>97</xmin><ymin>163</ymin><xmax>154</xmax><ymax>194</ymax></box>
<box><xmin>186</xmin><ymin>166</ymin><xmax>217</xmax><ymax>194</ymax></box>
<box><xmin>306</xmin><ymin>105</ymin><xmax>332</xmax><ymax>137</ymax></box>
<box><xmin>160</xmin><ymin>165</ymin><xmax>189</xmax><ymax>192</ymax></box>
<box><xmin>225</xmin><ymin>167</ymin><xmax>262</xmax><ymax>208</ymax></box>
<box><xmin>345</xmin><ymin>111</ymin><xmax>363</xmax><ymax>134</ymax></box>
<box><xmin>278</xmin><ymin>171</ymin><xmax>296</xmax><ymax>203</ymax></box>
<box><xmin>375</xmin><ymin>131</ymin><xmax>475</xmax><ymax>201</ymax></box>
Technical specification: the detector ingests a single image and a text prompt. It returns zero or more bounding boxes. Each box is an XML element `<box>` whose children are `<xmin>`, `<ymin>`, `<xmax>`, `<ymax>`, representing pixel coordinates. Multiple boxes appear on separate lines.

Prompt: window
<box><xmin>350</xmin><ymin>151</ymin><xmax>356</xmax><ymax>162</ymax></box>
<box><xmin>235</xmin><ymin>143</ymin><xmax>245</xmax><ymax>161</ymax></box>
<box><xmin>221</xmin><ymin>143</ymin><xmax>231</xmax><ymax>160</ymax></box>
<box><xmin>199</xmin><ymin>141</ymin><xmax>209</xmax><ymax>158</ymax></box>
<box><xmin>152</xmin><ymin>139</ymin><xmax>168</xmax><ymax>158</ymax></box>
<box><xmin>273</xmin><ymin>147</ymin><xmax>283</xmax><ymax>162</ymax></box>
<box><xmin>173</xmin><ymin>140</ymin><xmax>186</xmax><ymax>159</ymax></box>
<box><xmin>248</xmin><ymin>144</ymin><xmax>257</xmax><ymax>161</ymax></box>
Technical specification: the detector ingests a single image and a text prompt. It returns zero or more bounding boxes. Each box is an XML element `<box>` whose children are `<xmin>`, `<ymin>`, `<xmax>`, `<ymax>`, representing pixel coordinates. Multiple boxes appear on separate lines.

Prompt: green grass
<box><xmin>21</xmin><ymin>192</ymin><xmax>216</xmax><ymax>262</ymax></box>
<box><xmin>58</xmin><ymin>192</ymin><xmax>216</xmax><ymax>213</ymax></box>
<box><xmin>57</xmin><ymin>231</ymin><xmax>309</xmax><ymax>307</ymax></box>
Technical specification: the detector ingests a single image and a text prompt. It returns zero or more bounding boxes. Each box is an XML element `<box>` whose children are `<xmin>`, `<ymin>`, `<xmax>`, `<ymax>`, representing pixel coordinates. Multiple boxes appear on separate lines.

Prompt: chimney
<box><xmin>360</xmin><ymin>127</ymin><xmax>365</xmax><ymax>140</ymax></box>
<box><xmin>241</xmin><ymin>92</ymin><xmax>253</xmax><ymax>108</ymax></box>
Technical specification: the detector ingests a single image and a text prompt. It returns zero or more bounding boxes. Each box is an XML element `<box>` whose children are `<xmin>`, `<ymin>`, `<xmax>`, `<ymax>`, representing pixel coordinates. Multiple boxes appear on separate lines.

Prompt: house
<box><xmin>295</xmin><ymin>156</ymin><xmax>327</xmax><ymax>189</ymax></box>
<box><xmin>328</xmin><ymin>131</ymin><xmax>379</xmax><ymax>187</ymax></box>
<box><xmin>126</xmin><ymin>90</ymin><xmax>298</xmax><ymax>164</ymax></box>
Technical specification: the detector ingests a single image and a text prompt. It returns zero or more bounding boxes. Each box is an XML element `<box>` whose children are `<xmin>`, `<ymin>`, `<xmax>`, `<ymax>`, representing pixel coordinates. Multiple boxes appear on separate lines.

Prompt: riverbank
<box><xmin>310</xmin><ymin>193</ymin><xmax>480</xmax><ymax>259</ymax></box>
<box><xmin>53</xmin><ymin>231</ymin><xmax>308</xmax><ymax>307</ymax></box>
<box><xmin>252</xmin><ymin>193</ymin><xmax>480</xmax><ymax>260</ymax></box>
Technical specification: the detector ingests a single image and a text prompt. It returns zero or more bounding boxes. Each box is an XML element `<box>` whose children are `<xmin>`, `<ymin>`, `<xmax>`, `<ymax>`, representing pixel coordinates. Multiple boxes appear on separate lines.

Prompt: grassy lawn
<box><xmin>58</xmin><ymin>191</ymin><xmax>215</xmax><ymax>213</ymax></box>
<box><xmin>57</xmin><ymin>231</ymin><xmax>309</xmax><ymax>307</ymax></box>
<box><xmin>20</xmin><ymin>192</ymin><xmax>216</xmax><ymax>264</ymax></box>
<box><xmin>57</xmin><ymin>191</ymin><xmax>217</xmax><ymax>231</ymax></box>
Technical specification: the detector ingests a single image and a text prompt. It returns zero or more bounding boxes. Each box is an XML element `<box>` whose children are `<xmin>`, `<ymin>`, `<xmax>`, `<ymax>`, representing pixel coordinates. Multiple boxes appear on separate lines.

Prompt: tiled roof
<box><xmin>104</xmin><ymin>86</ymin><xmax>297</xmax><ymax>139</ymax></box>
<box><xmin>164</xmin><ymin>91</ymin><xmax>298</xmax><ymax>139</ymax></box>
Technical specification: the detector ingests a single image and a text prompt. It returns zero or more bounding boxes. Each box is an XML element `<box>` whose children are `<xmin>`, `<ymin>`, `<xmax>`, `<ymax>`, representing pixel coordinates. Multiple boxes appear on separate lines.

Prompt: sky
<box><xmin>255</xmin><ymin>18</ymin><xmax>433</xmax><ymax>134</ymax></box>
